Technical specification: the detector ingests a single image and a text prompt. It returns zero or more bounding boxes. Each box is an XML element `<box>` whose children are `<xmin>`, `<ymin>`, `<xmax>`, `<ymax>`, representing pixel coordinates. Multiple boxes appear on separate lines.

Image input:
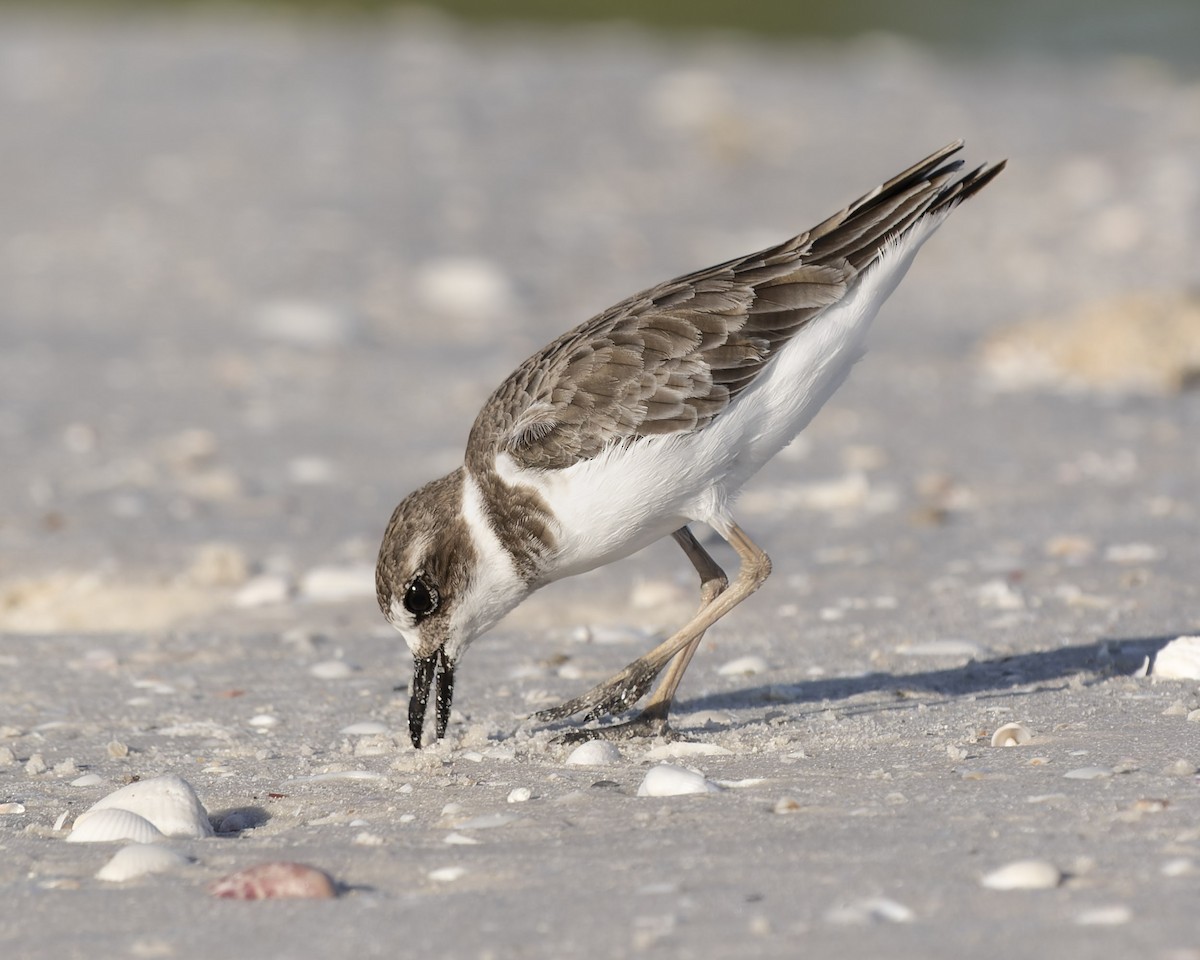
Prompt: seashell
<box><xmin>1151</xmin><ymin>635</ymin><xmax>1200</xmax><ymax>680</ymax></box>
<box><xmin>716</xmin><ymin>655</ymin><xmax>770</xmax><ymax>677</ymax></box>
<box><xmin>826</xmin><ymin>896</ymin><xmax>915</xmax><ymax>925</ymax></box>
<box><xmin>68</xmin><ymin>808</ymin><xmax>165</xmax><ymax>844</ymax></box>
<box><xmin>636</xmin><ymin>763</ymin><xmax>721</xmax><ymax>797</ymax></box>
<box><xmin>564</xmin><ymin>741</ymin><xmax>622</xmax><ymax>766</ymax></box>
<box><xmin>0</xmin><ymin>802</ymin><xmax>26</xmax><ymax>815</ymax></box>
<box><xmin>310</xmin><ymin>659</ymin><xmax>354</xmax><ymax>679</ymax></box>
<box><xmin>248</xmin><ymin>714</ymin><xmax>277</xmax><ymax>728</ymax></box>
<box><xmin>506</xmin><ymin>788</ymin><xmax>532</xmax><ymax>804</ymax></box>
<box><xmin>428</xmin><ymin>866</ymin><xmax>467</xmax><ymax>883</ymax></box>
<box><xmin>208</xmin><ymin>862</ymin><xmax>337</xmax><ymax>900</ymax></box>
<box><xmin>990</xmin><ymin>722</ymin><xmax>1033</xmax><ymax>747</ymax></box>
<box><xmin>96</xmin><ymin>843</ymin><xmax>190</xmax><ymax>882</ymax></box>
<box><xmin>1075</xmin><ymin>905</ymin><xmax>1132</xmax><ymax>926</ymax></box>
<box><xmin>83</xmin><ymin>774</ymin><xmax>213</xmax><ymax>838</ymax></box>
<box><xmin>980</xmin><ymin>859</ymin><xmax>1062</xmax><ymax>890</ymax></box>
<box><xmin>443</xmin><ymin>832</ymin><xmax>480</xmax><ymax>845</ymax></box>
<box><xmin>338</xmin><ymin>720</ymin><xmax>384</xmax><ymax>734</ymax></box>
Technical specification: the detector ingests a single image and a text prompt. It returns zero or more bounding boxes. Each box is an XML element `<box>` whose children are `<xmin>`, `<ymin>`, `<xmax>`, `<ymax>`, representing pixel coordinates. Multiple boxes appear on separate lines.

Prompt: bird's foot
<box><xmin>533</xmin><ymin>658</ymin><xmax>662</xmax><ymax>724</ymax></box>
<box><xmin>555</xmin><ymin>711</ymin><xmax>677</xmax><ymax>744</ymax></box>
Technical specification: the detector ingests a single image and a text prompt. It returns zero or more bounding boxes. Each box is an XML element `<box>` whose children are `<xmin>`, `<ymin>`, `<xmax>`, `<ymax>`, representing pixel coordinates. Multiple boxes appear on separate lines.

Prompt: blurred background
<box><xmin>7</xmin><ymin>0</ymin><xmax>1200</xmax><ymax>66</ymax></box>
<box><xmin>1</xmin><ymin>0</ymin><xmax>1198</xmax><ymax>631</ymax></box>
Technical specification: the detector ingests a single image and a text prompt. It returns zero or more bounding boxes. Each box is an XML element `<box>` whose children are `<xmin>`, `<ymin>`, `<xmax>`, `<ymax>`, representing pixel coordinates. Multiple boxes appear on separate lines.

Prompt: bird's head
<box><xmin>376</xmin><ymin>467</ymin><xmax>529</xmax><ymax>747</ymax></box>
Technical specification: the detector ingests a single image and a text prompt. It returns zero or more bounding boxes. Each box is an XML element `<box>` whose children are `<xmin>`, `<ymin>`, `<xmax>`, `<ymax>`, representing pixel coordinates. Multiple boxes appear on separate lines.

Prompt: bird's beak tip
<box><xmin>408</xmin><ymin>647</ymin><xmax>455</xmax><ymax>749</ymax></box>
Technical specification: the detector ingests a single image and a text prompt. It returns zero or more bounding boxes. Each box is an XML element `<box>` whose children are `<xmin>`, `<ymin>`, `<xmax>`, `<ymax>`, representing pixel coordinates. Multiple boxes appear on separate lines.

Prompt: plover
<box><xmin>377</xmin><ymin>141</ymin><xmax>1004</xmax><ymax>747</ymax></box>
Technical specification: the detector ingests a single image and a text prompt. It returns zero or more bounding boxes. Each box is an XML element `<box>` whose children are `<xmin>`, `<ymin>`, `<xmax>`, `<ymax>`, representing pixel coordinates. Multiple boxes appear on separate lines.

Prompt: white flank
<box><xmin>499</xmin><ymin>215</ymin><xmax>949</xmax><ymax>581</ymax></box>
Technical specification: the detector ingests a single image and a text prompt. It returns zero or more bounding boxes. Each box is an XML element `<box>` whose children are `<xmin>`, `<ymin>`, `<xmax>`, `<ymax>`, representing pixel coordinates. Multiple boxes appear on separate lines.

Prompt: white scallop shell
<box><xmin>82</xmin><ymin>774</ymin><xmax>213</xmax><ymax>838</ymax></box>
<box><xmin>990</xmin><ymin>722</ymin><xmax>1033</xmax><ymax>747</ymax></box>
<box><xmin>636</xmin><ymin>763</ymin><xmax>721</xmax><ymax>797</ymax></box>
<box><xmin>68</xmin><ymin>808</ymin><xmax>165</xmax><ymax>844</ymax></box>
<box><xmin>96</xmin><ymin>843</ymin><xmax>190</xmax><ymax>881</ymax></box>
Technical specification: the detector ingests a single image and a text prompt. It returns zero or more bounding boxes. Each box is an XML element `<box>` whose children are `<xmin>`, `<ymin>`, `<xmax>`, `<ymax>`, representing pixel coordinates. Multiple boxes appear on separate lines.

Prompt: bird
<box><xmin>376</xmin><ymin>141</ymin><xmax>1005</xmax><ymax>748</ymax></box>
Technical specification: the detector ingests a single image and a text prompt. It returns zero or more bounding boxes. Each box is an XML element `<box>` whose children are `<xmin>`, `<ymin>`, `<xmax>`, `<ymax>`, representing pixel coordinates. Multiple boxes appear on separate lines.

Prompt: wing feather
<box><xmin>468</xmin><ymin>143</ymin><xmax>1004</xmax><ymax>473</ymax></box>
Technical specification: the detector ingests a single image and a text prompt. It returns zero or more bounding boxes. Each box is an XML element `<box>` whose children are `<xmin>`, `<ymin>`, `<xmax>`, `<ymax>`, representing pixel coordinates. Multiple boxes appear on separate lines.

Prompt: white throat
<box><xmin>446</xmin><ymin>470</ymin><xmax>530</xmax><ymax>660</ymax></box>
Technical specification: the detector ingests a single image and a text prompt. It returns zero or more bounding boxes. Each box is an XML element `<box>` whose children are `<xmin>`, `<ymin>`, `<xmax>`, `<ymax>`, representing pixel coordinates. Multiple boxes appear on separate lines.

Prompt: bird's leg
<box><xmin>544</xmin><ymin>527</ymin><xmax>728</xmax><ymax>741</ymax></box>
<box><xmin>536</xmin><ymin>521</ymin><xmax>769</xmax><ymax>736</ymax></box>
<box><xmin>611</xmin><ymin>527</ymin><xmax>729</xmax><ymax>736</ymax></box>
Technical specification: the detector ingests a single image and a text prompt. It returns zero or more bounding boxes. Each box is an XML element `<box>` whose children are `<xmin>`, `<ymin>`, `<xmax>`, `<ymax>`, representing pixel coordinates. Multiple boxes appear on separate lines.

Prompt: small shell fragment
<box><xmin>96</xmin><ymin>843</ymin><xmax>190</xmax><ymax>882</ymax></box>
<box><xmin>310</xmin><ymin>660</ymin><xmax>354</xmax><ymax>679</ymax></box>
<box><xmin>82</xmin><ymin>774</ymin><xmax>213</xmax><ymax>838</ymax></box>
<box><xmin>208</xmin><ymin>862</ymin><xmax>337</xmax><ymax>900</ymax></box>
<box><xmin>565</xmin><ymin>741</ymin><xmax>622</xmax><ymax>766</ymax></box>
<box><xmin>990</xmin><ymin>722</ymin><xmax>1033</xmax><ymax>747</ymax></box>
<box><xmin>68</xmin><ymin>808</ymin><xmax>165</xmax><ymax>844</ymax></box>
<box><xmin>980</xmin><ymin>859</ymin><xmax>1062</xmax><ymax>891</ymax></box>
<box><xmin>636</xmin><ymin>764</ymin><xmax>721</xmax><ymax>797</ymax></box>
<box><xmin>1075</xmin><ymin>905</ymin><xmax>1132</xmax><ymax>926</ymax></box>
<box><xmin>506</xmin><ymin>787</ymin><xmax>532</xmax><ymax>804</ymax></box>
<box><xmin>0</xmin><ymin>802</ymin><xmax>25</xmax><ymax>815</ymax></box>
<box><xmin>716</xmin><ymin>655</ymin><xmax>770</xmax><ymax>677</ymax></box>
<box><xmin>826</xmin><ymin>896</ymin><xmax>916</xmax><ymax>925</ymax></box>
<box><xmin>339</xmin><ymin>721</ymin><xmax>388</xmax><ymax>735</ymax></box>
<box><xmin>428</xmin><ymin>865</ymin><xmax>467</xmax><ymax>883</ymax></box>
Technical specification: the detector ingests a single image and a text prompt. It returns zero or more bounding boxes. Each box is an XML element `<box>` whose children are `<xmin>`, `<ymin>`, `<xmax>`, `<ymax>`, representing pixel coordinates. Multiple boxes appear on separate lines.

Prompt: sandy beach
<box><xmin>2</xmin><ymin>9</ymin><xmax>1199</xmax><ymax>958</ymax></box>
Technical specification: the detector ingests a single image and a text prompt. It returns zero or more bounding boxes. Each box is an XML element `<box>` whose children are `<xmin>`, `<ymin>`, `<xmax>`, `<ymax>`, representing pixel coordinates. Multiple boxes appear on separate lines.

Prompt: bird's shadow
<box><xmin>679</xmin><ymin>633</ymin><xmax>1184</xmax><ymax>721</ymax></box>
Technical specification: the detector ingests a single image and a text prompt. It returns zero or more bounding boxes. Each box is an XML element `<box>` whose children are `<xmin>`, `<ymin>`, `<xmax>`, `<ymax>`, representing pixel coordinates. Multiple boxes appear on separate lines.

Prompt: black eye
<box><xmin>403</xmin><ymin>577</ymin><xmax>438</xmax><ymax>619</ymax></box>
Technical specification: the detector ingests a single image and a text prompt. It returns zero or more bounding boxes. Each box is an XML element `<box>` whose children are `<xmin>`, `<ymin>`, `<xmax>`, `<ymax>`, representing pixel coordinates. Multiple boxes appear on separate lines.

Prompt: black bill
<box><xmin>408</xmin><ymin>647</ymin><xmax>455</xmax><ymax>748</ymax></box>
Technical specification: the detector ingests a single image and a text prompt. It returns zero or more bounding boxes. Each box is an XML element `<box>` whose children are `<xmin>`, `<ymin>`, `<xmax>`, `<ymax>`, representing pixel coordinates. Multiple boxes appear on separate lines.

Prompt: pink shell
<box><xmin>208</xmin><ymin>862</ymin><xmax>337</xmax><ymax>900</ymax></box>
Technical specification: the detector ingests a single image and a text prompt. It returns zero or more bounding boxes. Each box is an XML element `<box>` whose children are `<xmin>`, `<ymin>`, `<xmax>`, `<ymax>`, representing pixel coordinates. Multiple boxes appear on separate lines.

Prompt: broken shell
<box><xmin>68</xmin><ymin>808</ymin><xmax>165</xmax><ymax>844</ymax></box>
<box><xmin>82</xmin><ymin>774</ymin><xmax>213</xmax><ymax>838</ymax></box>
<box><xmin>990</xmin><ymin>722</ymin><xmax>1033</xmax><ymax>747</ymax></box>
<box><xmin>637</xmin><ymin>763</ymin><xmax>721</xmax><ymax>797</ymax></box>
<box><xmin>980</xmin><ymin>859</ymin><xmax>1062</xmax><ymax>890</ymax></box>
<box><xmin>208</xmin><ymin>862</ymin><xmax>337</xmax><ymax>900</ymax></box>
<box><xmin>96</xmin><ymin>843</ymin><xmax>190</xmax><ymax>882</ymax></box>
